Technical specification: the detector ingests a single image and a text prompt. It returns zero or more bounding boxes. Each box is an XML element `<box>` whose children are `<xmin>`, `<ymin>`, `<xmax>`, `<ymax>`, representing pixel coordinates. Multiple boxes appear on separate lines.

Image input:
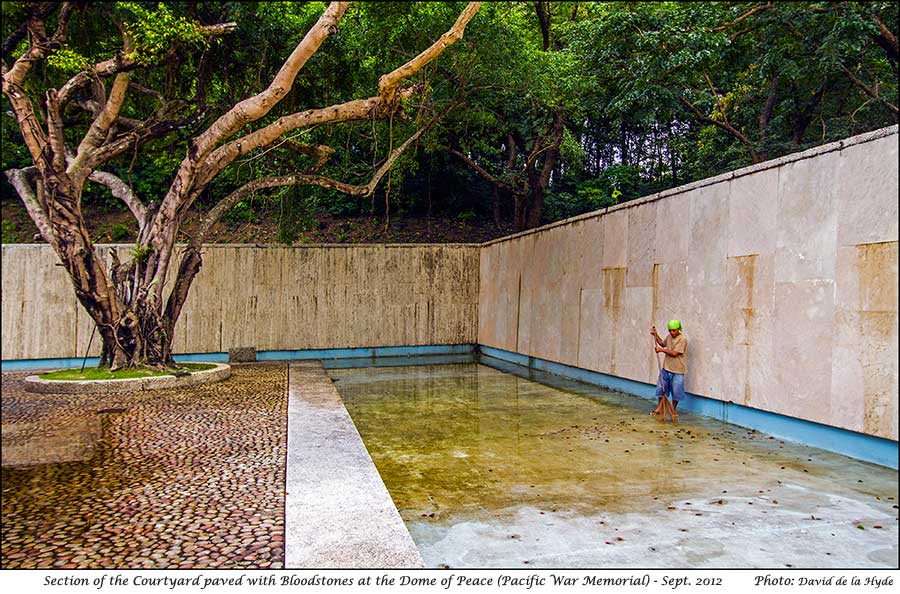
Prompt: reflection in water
<box><xmin>332</xmin><ymin>362</ymin><xmax>899</xmax><ymax>568</ymax></box>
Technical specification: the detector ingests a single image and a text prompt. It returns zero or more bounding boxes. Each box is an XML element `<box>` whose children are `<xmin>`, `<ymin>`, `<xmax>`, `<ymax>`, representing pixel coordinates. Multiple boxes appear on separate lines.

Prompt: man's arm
<box><xmin>656</xmin><ymin>336</ymin><xmax>685</xmax><ymax>356</ymax></box>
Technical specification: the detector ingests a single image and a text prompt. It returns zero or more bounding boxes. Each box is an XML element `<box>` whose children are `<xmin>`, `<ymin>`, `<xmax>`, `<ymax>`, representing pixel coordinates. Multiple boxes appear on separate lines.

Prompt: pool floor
<box><xmin>331</xmin><ymin>362</ymin><xmax>899</xmax><ymax>568</ymax></box>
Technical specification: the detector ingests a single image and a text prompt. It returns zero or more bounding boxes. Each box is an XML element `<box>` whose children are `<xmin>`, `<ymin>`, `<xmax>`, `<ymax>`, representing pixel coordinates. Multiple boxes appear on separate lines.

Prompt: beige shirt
<box><xmin>663</xmin><ymin>333</ymin><xmax>687</xmax><ymax>374</ymax></box>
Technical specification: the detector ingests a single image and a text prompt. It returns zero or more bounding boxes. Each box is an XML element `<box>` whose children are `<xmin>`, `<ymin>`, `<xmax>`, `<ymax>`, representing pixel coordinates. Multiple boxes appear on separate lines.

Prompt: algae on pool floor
<box><xmin>331</xmin><ymin>363</ymin><xmax>898</xmax><ymax>568</ymax></box>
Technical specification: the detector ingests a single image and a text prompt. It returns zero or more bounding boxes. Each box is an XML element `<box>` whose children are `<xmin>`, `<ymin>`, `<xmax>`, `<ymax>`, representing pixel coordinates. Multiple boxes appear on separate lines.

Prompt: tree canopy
<box><xmin>3</xmin><ymin>2</ymin><xmax>896</xmax><ymax>237</ymax></box>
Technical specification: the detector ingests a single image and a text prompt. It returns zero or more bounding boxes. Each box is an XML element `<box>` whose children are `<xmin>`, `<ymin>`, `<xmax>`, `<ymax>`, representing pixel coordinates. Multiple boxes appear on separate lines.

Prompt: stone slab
<box><xmin>835</xmin><ymin>135</ymin><xmax>899</xmax><ymax>247</ymax></box>
<box><xmin>728</xmin><ymin>166</ymin><xmax>779</xmax><ymax>257</ymax></box>
<box><xmin>775</xmin><ymin>152</ymin><xmax>839</xmax><ymax>282</ymax></box>
<box><xmin>687</xmin><ymin>182</ymin><xmax>729</xmax><ymax>287</ymax></box>
<box><xmin>285</xmin><ymin>361</ymin><xmax>423</xmax><ymax>568</ymax></box>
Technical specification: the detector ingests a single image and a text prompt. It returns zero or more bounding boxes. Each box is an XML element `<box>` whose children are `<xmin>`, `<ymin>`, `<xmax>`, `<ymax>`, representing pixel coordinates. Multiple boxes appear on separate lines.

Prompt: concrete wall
<box><xmin>1</xmin><ymin>244</ymin><xmax>479</xmax><ymax>359</ymax></box>
<box><xmin>478</xmin><ymin>127</ymin><xmax>899</xmax><ymax>441</ymax></box>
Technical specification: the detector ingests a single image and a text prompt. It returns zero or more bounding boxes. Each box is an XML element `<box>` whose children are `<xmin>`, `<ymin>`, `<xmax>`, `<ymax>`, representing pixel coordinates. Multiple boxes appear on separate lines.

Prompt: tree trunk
<box><xmin>513</xmin><ymin>191</ymin><xmax>528</xmax><ymax>231</ymax></box>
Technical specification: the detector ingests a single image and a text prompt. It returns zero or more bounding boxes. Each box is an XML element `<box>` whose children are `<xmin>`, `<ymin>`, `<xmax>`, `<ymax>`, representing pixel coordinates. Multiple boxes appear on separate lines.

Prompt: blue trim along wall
<box><xmin>3</xmin><ymin>342</ymin><xmax>895</xmax><ymax>468</ymax></box>
<box><xmin>0</xmin><ymin>344</ymin><xmax>477</xmax><ymax>371</ymax></box>
<box><xmin>478</xmin><ymin>345</ymin><xmax>898</xmax><ymax>469</ymax></box>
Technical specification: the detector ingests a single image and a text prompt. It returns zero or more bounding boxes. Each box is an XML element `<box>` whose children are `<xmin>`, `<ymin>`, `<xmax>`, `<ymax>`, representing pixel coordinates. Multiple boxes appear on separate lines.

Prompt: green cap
<box><xmin>667</xmin><ymin>319</ymin><xmax>682</xmax><ymax>330</ymax></box>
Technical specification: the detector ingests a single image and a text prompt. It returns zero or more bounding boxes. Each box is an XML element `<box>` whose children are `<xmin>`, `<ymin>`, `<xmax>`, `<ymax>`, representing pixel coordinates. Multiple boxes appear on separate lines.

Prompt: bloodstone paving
<box><xmin>1</xmin><ymin>364</ymin><xmax>287</xmax><ymax>569</ymax></box>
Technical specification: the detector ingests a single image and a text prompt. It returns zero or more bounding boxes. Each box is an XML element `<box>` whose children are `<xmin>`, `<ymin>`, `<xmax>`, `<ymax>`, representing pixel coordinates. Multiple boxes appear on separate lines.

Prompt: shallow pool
<box><xmin>331</xmin><ymin>361</ymin><xmax>898</xmax><ymax>568</ymax></box>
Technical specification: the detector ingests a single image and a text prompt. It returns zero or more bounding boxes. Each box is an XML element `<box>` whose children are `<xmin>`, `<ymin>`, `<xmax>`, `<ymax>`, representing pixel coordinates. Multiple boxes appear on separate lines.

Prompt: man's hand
<box><xmin>651</xmin><ymin>326</ymin><xmax>659</xmax><ymax>337</ymax></box>
<box><xmin>655</xmin><ymin>345</ymin><xmax>664</xmax><ymax>353</ymax></box>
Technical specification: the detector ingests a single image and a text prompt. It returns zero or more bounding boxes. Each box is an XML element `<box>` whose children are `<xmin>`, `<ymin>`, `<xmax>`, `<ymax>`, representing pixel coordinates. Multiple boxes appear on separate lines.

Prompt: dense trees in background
<box><xmin>2</xmin><ymin>1</ymin><xmax>480</xmax><ymax>367</ymax></box>
<box><xmin>4</xmin><ymin>2</ymin><xmax>897</xmax><ymax>237</ymax></box>
<box><xmin>1</xmin><ymin>2</ymin><xmax>897</xmax><ymax>366</ymax></box>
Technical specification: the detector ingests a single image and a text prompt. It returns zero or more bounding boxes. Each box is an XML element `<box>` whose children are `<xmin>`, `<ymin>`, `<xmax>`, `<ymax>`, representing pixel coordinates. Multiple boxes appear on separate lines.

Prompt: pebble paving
<box><xmin>1</xmin><ymin>364</ymin><xmax>288</xmax><ymax>569</ymax></box>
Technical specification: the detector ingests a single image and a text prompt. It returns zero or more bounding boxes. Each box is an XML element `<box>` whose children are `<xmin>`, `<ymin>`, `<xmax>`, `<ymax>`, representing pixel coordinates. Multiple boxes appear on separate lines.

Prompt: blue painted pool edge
<box><xmin>0</xmin><ymin>344</ymin><xmax>476</xmax><ymax>371</ymax></box>
<box><xmin>4</xmin><ymin>343</ymin><xmax>895</xmax><ymax>468</ymax></box>
<box><xmin>478</xmin><ymin>345</ymin><xmax>899</xmax><ymax>470</ymax></box>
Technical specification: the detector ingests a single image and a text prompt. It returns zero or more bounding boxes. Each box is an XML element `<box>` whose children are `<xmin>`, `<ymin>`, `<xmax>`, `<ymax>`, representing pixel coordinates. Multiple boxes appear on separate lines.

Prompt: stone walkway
<box><xmin>1</xmin><ymin>365</ymin><xmax>287</xmax><ymax>569</ymax></box>
<box><xmin>285</xmin><ymin>362</ymin><xmax>422</xmax><ymax>567</ymax></box>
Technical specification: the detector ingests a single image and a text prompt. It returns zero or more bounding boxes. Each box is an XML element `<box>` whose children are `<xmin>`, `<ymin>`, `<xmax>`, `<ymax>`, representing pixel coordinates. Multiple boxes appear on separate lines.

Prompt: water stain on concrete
<box><xmin>333</xmin><ymin>363</ymin><xmax>898</xmax><ymax>568</ymax></box>
<box><xmin>855</xmin><ymin>241</ymin><xmax>898</xmax><ymax>437</ymax></box>
<box><xmin>734</xmin><ymin>255</ymin><xmax>757</xmax><ymax>405</ymax></box>
<box><xmin>602</xmin><ymin>268</ymin><xmax>626</xmax><ymax>375</ymax></box>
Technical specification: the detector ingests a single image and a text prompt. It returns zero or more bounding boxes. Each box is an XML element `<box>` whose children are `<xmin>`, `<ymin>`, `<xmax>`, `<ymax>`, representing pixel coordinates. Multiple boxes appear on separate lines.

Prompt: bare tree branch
<box><xmin>713</xmin><ymin>3</ymin><xmax>773</xmax><ymax>32</ymax></box>
<box><xmin>187</xmin><ymin>3</ymin><xmax>350</xmax><ymax>163</ymax></box>
<box><xmin>45</xmin><ymin>89</ymin><xmax>67</xmax><ymax>171</ymax></box>
<box><xmin>87</xmin><ymin>170</ymin><xmax>149</xmax><ymax>226</ymax></box>
<box><xmin>69</xmin><ymin>72</ymin><xmax>132</xmax><ymax>175</ymax></box>
<box><xmin>4</xmin><ymin>168</ymin><xmax>56</xmax><ymax>247</ymax></box>
<box><xmin>841</xmin><ymin>65</ymin><xmax>899</xmax><ymax>114</ymax></box>
<box><xmin>679</xmin><ymin>96</ymin><xmax>759</xmax><ymax>162</ymax></box>
<box><xmin>871</xmin><ymin>13</ymin><xmax>898</xmax><ymax>66</ymax></box>
<box><xmin>279</xmin><ymin>140</ymin><xmax>336</xmax><ymax>171</ymax></box>
<box><xmin>197</xmin><ymin>104</ymin><xmax>453</xmax><ymax>243</ymax></box>
<box><xmin>378</xmin><ymin>2</ymin><xmax>481</xmax><ymax>102</ymax></box>
<box><xmin>449</xmin><ymin>148</ymin><xmax>513</xmax><ymax>191</ymax></box>
<box><xmin>1</xmin><ymin>3</ymin><xmax>57</xmax><ymax>63</ymax></box>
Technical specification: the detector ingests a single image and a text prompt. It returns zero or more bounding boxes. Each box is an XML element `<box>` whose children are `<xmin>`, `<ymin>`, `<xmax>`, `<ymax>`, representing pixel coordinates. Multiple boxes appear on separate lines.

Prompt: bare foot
<box><xmin>650</xmin><ymin>408</ymin><xmax>661</xmax><ymax>415</ymax></box>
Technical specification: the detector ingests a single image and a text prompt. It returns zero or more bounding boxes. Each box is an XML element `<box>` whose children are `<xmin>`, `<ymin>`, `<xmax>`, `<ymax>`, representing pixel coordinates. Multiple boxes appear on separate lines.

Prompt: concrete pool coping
<box><xmin>285</xmin><ymin>361</ymin><xmax>424</xmax><ymax>568</ymax></box>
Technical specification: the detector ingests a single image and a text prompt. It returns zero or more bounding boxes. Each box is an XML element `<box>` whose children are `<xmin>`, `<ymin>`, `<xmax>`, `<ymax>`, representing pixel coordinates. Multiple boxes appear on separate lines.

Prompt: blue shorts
<box><xmin>656</xmin><ymin>369</ymin><xmax>685</xmax><ymax>402</ymax></box>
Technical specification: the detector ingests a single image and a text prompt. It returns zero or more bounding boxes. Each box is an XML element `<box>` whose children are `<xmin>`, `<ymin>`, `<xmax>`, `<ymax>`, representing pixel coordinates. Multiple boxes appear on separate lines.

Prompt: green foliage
<box><xmin>3</xmin><ymin>1</ymin><xmax>897</xmax><ymax>239</ymax></box>
<box><xmin>117</xmin><ymin>2</ymin><xmax>209</xmax><ymax>65</ymax></box>
<box><xmin>596</xmin><ymin>164</ymin><xmax>641</xmax><ymax>203</ymax></box>
<box><xmin>47</xmin><ymin>47</ymin><xmax>92</xmax><ymax>73</ymax></box>
<box><xmin>223</xmin><ymin>200</ymin><xmax>256</xmax><ymax>226</ymax></box>
<box><xmin>1</xmin><ymin>219</ymin><xmax>17</xmax><ymax>243</ymax></box>
<box><xmin>108</xmin><ymin>223</ymin><xmax>131</xmax><ymax>242</ymax></box>
<box><xmin>40</xmin><ymin>362</ymin><xmax>215</xmax><ymax>381</ymax></box>
<box><xmin>276</xmin><ymin>186</ymin><xmax>318</xmax><ymax>244</ymax></box>
<box><xmin>130</xmin><ymin>243</ymin><xmax>153</xmax><ymax>263</ymax></box>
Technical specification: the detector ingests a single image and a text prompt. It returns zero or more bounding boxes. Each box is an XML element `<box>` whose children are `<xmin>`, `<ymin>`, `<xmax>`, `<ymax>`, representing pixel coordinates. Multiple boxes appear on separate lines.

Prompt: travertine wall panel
<box><xmin>835</xmin><ymin>135</ymin><xmax>899</xmax><ymax>246</ymax></box>
<box><xmin>479</xmin><ymin>126</ymin><xmax>899</xmax><ymax>440</ymax></box>
<box><xmin>728</xmin><ymin>168</ymin><xmax>778</xmax><ymax>257</ymax></box>
<box><xmin>626</xmin><ymin>204</ymin><xmax>657</xmax><ymax>288</ymax></box>
<box><xmin>775</xmin><ymin>152</ymin><xmax>839</xmax><ymax>283</ymax></box>
<box><xmin>2</xmin><ymin>244</ymin><xmax>479</xmax><ymax>360</ymax></box>
<box><xmin>654</xmin><ymin>193</ymin><xmax>690</xmax><ymax>263</ymax></box>
<box><xmin>688</xmin><ymin>182</ymin><xmax>729</xmax><ymax>288</ymax></box>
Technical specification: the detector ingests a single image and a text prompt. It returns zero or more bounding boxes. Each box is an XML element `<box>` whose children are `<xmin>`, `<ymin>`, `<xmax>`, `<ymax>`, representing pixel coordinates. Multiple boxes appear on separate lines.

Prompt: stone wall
<box><xmin>1</xmin><ymin>244</ymin><xmax>480</xmax><ymax>359</ymax></box>
<box><xmin>478</xmin><ymin>127</ymin><xmax>898</xmax><ymax>441</ymax></box>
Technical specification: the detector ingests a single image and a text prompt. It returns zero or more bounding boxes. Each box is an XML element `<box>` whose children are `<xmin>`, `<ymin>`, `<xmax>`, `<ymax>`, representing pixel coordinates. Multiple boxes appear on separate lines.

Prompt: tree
<box><xmin>440</xmin><ymin>2</ymin><xmax>580</xmax><ymax>230</ymax></box>
<box><xmin>2</xmin><ymin>1</ymin><xmax>481</xmax><ymax>369</ymax></box>
<box><xmin>569</xmin><ymin>1</ymin><xmax>897</xmax><ymax>179</ymax></box>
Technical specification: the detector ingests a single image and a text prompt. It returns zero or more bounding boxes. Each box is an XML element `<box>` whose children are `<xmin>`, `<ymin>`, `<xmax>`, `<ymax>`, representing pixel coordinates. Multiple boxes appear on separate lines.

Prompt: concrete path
<box><xmin>285</xmin><ymin>361</ymin><xmax>423</xmax><ymax>568</ymax></box>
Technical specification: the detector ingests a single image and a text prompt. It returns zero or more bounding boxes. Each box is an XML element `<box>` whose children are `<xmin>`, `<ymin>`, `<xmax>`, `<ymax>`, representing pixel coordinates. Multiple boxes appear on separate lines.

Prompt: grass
<box><xmin>39</xmin><ymin>362</ymin><xmax>216</xmax><ymax>381</ymax></box>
